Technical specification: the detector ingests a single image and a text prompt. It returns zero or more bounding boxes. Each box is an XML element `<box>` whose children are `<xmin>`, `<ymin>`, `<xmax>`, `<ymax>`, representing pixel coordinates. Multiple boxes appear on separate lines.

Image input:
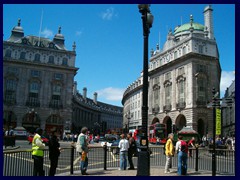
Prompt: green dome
<box><xmin>174</xmin><ymin>22</ymin><xmax>205</xmax><ymax>34</ymax></box>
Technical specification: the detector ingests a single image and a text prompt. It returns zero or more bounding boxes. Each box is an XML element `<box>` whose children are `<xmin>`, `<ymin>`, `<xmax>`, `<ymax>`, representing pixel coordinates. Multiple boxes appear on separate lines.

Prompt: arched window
<box><xmin>20</xmin><ymin>52</ymin><xmax>26</xmax><ymax>60</ymax></box>
<box><xmin>48</xmin><ymin>56</ymin><xmax>54</xmax><ymax>64</ymax></box>
<box><xmin>62</xmin><ymin>58</ymin><xmax>68</xmax><ymax>66</ymax></box>
<box><xmin>34</xmin><ymin>54</ymin><xmax>40</xmax><ymax>62</ymax></box>
<box><xmin>5</xmin><ymin>49</ymin><xmax>12</xmax><ymax>58</ymax></box>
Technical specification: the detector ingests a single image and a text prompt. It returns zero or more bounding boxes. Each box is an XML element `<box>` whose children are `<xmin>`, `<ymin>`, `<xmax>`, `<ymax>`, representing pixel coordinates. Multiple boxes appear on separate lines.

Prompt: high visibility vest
<box><xmin>32</xmin><ymin>134</ymin><xmax>44</xmax><ymax>157</ymax></box>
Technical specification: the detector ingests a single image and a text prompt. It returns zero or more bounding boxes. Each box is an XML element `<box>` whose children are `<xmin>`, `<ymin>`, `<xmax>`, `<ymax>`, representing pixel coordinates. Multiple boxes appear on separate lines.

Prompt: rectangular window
<box><xmin>54</xmin><ymin>73</ymin><xmax>63</xmax><ymax>80</ymax></box>
<box><xmin>178</xmin><ymin>67</ymin><xmax>184</xmax><ymax>76</ymax></box>
<box><xmin>165</xmin><ymin>72</ymin><xmax>171</xmax><ymax>81</ymax></box>
<box><xmin>20</xmin><ymin>52</ymin><xmax>26</xmax><ymax>60</ymax></box>
<box><xmin>199</xmin><ymin>45</ymin><xmax>203</xmax><ymax>54</ymax></box>
<box><xmin>31</xmin><ymin>70</ymin><xmax>41</xmax><ymax>77</ymax></box>
<box><xmin>48</xmin><ymin>56</ymin><xmax>54</xmax><ymax>64</ymax></box>
<box><xmin>183</xmin><ymin>46</ymin><xmax>186</xmax><ymax>55</ymax></box>
<box><xmin>174</xmin><ymin>51</ymin><xmax>178</xmax><ymax>59</ymax></box>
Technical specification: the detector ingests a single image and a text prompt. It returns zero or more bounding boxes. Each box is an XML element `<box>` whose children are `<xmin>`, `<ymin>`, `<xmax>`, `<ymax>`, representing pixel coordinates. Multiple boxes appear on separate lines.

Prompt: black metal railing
<box><xmin>3</xmin><ymin>145</ymin><xmax>235</xmax><ymax>176</ymax></box>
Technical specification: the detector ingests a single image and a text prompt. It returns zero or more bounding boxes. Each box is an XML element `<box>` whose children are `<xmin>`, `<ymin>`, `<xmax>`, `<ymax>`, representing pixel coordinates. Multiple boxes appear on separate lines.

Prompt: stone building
<box><xmin>72</xmin><ymin>82</ymin><xmax>123</xmax><ymax>135</ymax></box>
<box><xmin>222</xmin><ymin>80</ymin><xmax>235</xmax><ymax>137</ymax></box>
<box><xmin>122</xmin><ymin>5</ymin><xmax>221</xmax><ymax>138</ymax></box>
<box><xmin>3</xmin><ymin>19</ymin><xmax>78</xmax><ymax>136</ymax></box>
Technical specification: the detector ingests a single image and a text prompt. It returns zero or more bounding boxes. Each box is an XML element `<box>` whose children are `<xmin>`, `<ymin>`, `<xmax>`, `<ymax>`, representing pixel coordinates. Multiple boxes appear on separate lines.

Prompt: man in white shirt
<box><xmin>118</xmin><ymin>134</ymin><xmax>129</xmax><ymax>170</ymax></box>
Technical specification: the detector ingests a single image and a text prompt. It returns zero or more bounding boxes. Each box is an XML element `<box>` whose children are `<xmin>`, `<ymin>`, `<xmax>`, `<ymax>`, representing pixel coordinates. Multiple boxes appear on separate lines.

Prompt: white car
<box><xmin>101</xmin><ymin>141</ymin><xmax>112</xmax><ymax>147</ymax></box>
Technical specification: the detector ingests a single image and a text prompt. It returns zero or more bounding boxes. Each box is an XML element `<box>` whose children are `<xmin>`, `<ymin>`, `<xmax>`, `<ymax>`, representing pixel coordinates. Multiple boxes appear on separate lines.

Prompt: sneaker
<box><xmin>164</xmin><ymin>171</ymin><xmax>171</xmax><ymax>174</ymax></box>
<box><xmin>128</xmin><ymin>167</ymin><xmax>135</xmax><ymax>170</ymax></box>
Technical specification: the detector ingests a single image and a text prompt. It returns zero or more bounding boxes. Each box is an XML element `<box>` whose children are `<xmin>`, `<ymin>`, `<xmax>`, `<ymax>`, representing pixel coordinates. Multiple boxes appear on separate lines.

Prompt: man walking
<box><xmin>164</xmin><ymin>133</ymin><xmax>174</xmax><ymax>173</ymax></box>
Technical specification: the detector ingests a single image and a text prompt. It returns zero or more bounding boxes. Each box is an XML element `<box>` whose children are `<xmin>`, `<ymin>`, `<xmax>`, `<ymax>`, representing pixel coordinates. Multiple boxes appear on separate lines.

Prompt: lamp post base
<box><xmin>136</xmin><ymin>150</ymin><xmax>150</xmax><ymax>176</ymax></box>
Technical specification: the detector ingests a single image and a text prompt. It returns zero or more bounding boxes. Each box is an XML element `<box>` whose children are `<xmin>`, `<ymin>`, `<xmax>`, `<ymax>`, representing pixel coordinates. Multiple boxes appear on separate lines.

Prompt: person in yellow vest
<box><xmin>32</xmin><ymin>128</ymin><xmax>45</xmax><ymax>176</ymax></box>
<box><xmin>164</xmin><ymin>133</ymin><xmax>175</xmax><ymax>173</ymax></box>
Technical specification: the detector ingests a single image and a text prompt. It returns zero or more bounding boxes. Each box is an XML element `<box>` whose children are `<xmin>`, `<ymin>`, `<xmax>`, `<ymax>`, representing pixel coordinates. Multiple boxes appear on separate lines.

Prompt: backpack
<box><xmin>180</xmin><ymin>140</ymin><xmax>188</xmax><ymax>153</ymax></box>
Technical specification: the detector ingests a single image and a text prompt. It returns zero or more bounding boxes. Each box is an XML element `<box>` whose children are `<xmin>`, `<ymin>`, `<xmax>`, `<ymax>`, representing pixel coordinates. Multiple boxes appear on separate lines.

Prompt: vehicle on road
<box><xmin>110</xmin><ymin>139</ymin><xmax>120</xmax><ymax>154</ymax></box>
<box><xmin>27</xmin><ymin>135</ymin><xmax>49</xmax><ymax>145</ymax></box>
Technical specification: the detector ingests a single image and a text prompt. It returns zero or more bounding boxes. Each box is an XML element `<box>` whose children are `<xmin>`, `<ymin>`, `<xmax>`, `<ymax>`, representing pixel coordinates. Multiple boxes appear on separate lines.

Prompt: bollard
<box><xmin>195</xmin><ymin>147</ymin><xmax>199</xmax><ymax>171</ymax></box>
<box><xmin>104</xmin><ymin>144</ymin><xmax>107</xmax><ymax>170</ymax></box>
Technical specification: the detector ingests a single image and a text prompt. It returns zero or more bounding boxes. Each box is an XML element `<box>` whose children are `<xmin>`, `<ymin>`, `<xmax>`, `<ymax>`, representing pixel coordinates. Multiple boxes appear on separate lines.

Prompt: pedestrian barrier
<box><xmin>3</xmin><ymin>145</ymin><xmax>235</xmax><ymax>176</ymax></box>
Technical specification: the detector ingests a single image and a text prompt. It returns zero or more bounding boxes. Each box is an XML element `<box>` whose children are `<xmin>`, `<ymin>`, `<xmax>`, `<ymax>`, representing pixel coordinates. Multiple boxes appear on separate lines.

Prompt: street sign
<box><xmin>216</xmin><ymin>108</ymin><xmax>221</xmax><ymax>135</ymax></box>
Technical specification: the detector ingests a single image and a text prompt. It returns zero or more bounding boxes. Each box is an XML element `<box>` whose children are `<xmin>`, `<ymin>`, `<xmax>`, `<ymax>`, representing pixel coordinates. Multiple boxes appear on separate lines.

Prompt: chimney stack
<box><xmin>93</xmin><ymin>92</ymin><xmax>98</xmax><ymax>104</ymax></box>
<box><xmin>83</xmin><ymin>87</ymin><xmax>87</xmax><ymax>99</ymax></box>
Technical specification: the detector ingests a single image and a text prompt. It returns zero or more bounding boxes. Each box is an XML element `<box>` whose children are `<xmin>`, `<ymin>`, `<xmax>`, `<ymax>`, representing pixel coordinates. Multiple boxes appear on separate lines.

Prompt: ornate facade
<box><xmin>3</xmin><ymin>19</ymin><xmax>78</xmax><ymax>136</ymax></box>
<box><xmin>222</xmin><ymin>80</ymin><xmax>235</xmax><ymax>137</ymax></box>
<box><xmin>3</xmin><ymin>19</ymin><xmax>123</xmax><ymax>137</ymax></box>
<box><xmin>122</xmin><ymin>5</ymin><xmax>221</xmax><ymax>138</ymax></box>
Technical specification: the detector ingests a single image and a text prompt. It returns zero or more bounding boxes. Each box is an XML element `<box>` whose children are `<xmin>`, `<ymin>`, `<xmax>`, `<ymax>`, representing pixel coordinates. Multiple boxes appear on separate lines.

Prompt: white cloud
<box><xmin>220</xmin><ymin>70</ymin><xmax>235</xmax><ymax>97</ymax></box>
<box><xmin>75</xmin><ymin>30</ymin><xmax>82</xmax><ymax>36</ymax></box>
<box><xmin>100</xmin><ymin>7</ymin><xmax>118</xmax><ymax>20</ymax></box>
<box><xmin>40</xmin><ymin>28</ymin><xmax>53</xmax><ymax>38</ymax></box>
<box><xmin>97</xmin><ymin>87</ymin><xmax>125</xmax><ymax>101</ymax></box>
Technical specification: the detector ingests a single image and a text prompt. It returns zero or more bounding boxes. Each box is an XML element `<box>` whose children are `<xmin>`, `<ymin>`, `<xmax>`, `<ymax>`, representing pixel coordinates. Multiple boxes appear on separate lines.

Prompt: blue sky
<box><xmin>3</xmin><ymin>4</ymin><xmax>235</xmax><ymax>106</ymax></box>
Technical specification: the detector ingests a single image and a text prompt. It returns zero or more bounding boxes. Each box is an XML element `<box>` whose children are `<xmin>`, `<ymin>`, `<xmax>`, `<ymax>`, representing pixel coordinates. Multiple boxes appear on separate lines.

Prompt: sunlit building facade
<box><xmin>122</xmin><ymin>5</ymin><xmax>221</xmax><ymax>138</ymax></box>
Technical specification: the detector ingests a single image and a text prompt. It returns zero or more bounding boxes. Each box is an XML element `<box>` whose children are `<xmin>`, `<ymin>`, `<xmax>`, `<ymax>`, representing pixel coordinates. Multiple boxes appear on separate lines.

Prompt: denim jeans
<box><xmin>120</xmin><ymin>151</ymin><xmax>128</xmax><ymax>170</ymax></box>
<box><xmin>177</xmin><ymin>151</ymin><xmax>188</xmax><ymax>175</ymax></box>
<box><xmin>80</xmin><ymin>153</ymin><xmax>88</xmax><ymax>174</ymax></box>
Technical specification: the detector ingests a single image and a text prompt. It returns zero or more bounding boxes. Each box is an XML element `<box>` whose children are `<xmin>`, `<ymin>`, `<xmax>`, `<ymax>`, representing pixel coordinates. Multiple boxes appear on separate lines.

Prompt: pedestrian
<box><xmin>77</xmin><ymin>127</ymin><xmax>89</xmax><ymax>175</ymax></box>
<box><xmin>175</xmin><ymin>135</ymin><xmax>188</xmax><ymax>176</ymax></box>
<box><xmin>226</xmin><ymin>137</ymin><xmax>232</xmax><ymax>150</ymax></box>
<box><xmin>32</xmin><ymin>128</ymin><xmax>45</xmax><ymax>176</ymax></box>
<box><xmin>232</xmin><ymin>137</ymin><xmax>235</xmax><ymax>151</ymax></box>
<box><xmin>202</xmin><ymin>135</ymin><xmax>207</xmax><ymax>147</ymax></box>
<box><xmin>118</xmin><ymin>133</ymin><xmax>129</xmax><ymax>170</ymax></box>
<box><xmin>188</xmin><ymin>137</ymin><xmax>196</xmax><ymax>157</ymax></box>
<box><xmin>164</xmin><ymin>133</ymin><xmax>175</xmax><ymax>173</ymax></box>
<box><xmin>127</xmin><ymin>133</ymin><xmax>136</xmax><ymax>170</ymax></box>
<box><xmin>156</xmin><ymin>137</ymin><xmax>160</xmax><ymax>145</ymax></box>
<box><xmin>48</xmin><ymin>129</ymin><xmax>61</xmax><ymax>176</ymax></box>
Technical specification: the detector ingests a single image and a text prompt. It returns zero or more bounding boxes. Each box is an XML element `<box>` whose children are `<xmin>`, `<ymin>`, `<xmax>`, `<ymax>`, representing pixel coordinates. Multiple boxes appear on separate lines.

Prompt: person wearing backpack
<box><xmin>175</xmin><ymin>135</ymin><xmax>188</xmax><ymax>175</ymax></box>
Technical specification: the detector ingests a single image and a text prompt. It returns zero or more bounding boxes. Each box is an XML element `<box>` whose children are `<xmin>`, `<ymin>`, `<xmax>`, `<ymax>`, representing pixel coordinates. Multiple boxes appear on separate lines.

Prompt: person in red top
<box><xmin>188</xmin><ymin>137</ymin><xmax>196</xmax><ymax>157</ymax></box>
<box><xmin>133</xmin><ymin>129</ymin><xmax>138</xmax><ymax>141</ymax></box>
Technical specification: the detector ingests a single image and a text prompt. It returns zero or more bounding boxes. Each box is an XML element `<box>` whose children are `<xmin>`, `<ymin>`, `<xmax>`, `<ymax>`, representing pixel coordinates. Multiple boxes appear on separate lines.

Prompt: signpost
<box><xmin>215</xmin><ymin>108</ymin><xmax>221</xmax><ymax>135</ymax></box>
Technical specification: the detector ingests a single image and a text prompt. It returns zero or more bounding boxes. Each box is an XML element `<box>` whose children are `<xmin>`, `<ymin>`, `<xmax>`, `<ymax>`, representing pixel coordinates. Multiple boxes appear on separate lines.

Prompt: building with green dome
<box><xmin>122</xmin><ymin>5</ymin><xmax>221</xmax><ymax>139</ymax></box>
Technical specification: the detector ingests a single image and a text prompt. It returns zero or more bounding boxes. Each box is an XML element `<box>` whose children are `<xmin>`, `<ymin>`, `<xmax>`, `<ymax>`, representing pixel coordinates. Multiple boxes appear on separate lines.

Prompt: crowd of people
<box><xmin>30</xmin><ymin>126</ymin><xmax>235</xmax><ymax>176</ymax></box>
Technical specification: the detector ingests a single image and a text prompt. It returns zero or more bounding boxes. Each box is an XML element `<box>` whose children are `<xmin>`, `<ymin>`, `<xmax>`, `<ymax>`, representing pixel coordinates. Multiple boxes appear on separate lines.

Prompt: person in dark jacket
<box><xmin>127</xmin><ymin>133</ymin><xmax>135</xmax><ymax>170</ymax></box>
<box><xmin>48</xmin><ymin>130</ymin><xmax>61</xmax><ymax>176</ymax></box>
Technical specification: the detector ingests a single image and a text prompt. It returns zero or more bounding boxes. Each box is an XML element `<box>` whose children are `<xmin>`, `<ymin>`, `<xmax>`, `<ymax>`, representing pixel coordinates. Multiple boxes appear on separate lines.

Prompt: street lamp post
<box><xmin>211</xmin><ymin>88</ymin><xmax>234</xmax><ymax>176</ymax></box>
<box><xmin>125</xmin><ymin>111</ymin><xmax>131</xmax><ymax>133</ymax></box>
<box><xmin>211</xmin><ymin>88</ymin><xmax>217</xmax><ymax>176</ymax></box>
<box><xmin>137</xmin><ymin>4</ymin><xmax>153</xmax><ymax>176</ymax></box>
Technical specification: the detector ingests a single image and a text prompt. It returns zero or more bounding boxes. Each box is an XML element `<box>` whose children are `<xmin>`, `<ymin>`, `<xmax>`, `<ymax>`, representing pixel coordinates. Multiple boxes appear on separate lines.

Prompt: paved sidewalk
<box><xmin>56</xmin><ymin>167</ymin><xmax>218</xmax><ymax>176</ymax></box>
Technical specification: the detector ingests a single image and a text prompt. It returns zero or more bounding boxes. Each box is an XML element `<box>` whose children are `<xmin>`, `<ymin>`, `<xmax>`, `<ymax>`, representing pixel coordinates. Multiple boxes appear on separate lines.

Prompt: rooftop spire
<box><xmin>58</xmin><ymin>26</ymin><xmax>61</xmax><ymax>34</ymax></box>
<box><xmin>18</xmin><ymin>18</ymin><xmax>21</xmax><ymax>26</ymax></box>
